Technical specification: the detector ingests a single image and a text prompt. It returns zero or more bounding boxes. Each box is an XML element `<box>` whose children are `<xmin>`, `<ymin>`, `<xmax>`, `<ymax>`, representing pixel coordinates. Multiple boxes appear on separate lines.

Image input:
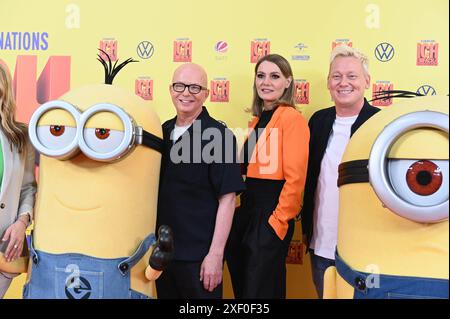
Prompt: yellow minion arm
<box><xmin>323</xmin><ymin>266</ymin><xmax>337</xmax><ymax>299</ymax></box>
<box><xmin>0</xmin><ymin>253</ymin><xmax>28</xmax><ymax>274</ymax></box>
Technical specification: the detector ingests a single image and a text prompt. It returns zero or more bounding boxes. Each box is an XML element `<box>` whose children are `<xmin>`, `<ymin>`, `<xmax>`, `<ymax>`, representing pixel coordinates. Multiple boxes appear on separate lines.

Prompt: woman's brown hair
<box><xmin>0</xmin><ymin>63</ymin><xmax>28</xmax><ymax>154</ymax></box>
<box><xmin>250</xmin><ymin>54</ymin><xmax>296</xmax><ymax>117</ymax></box>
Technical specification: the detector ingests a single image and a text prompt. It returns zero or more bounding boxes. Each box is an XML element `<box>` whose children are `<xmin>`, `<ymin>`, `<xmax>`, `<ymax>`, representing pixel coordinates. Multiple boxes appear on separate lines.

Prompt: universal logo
<box><xmin>292</xmin><ymin>43</ymin><xmax>310</xmax><ymax>61</ymax></box>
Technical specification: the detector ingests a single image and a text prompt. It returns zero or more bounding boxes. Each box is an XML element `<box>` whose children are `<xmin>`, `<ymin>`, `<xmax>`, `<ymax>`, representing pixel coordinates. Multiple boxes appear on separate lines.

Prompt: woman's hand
<box><xmin>2</xmin><ymin>218</ymin><xmax>28</xmax><ymax>262</ymax></box>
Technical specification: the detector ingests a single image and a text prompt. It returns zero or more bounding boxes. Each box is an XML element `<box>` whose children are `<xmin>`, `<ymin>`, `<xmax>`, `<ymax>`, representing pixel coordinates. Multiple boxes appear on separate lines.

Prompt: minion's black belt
<box><xmin>338</xmin><ymin>159</ymin><xmax>369</xmax><ymax>187</ymax></box>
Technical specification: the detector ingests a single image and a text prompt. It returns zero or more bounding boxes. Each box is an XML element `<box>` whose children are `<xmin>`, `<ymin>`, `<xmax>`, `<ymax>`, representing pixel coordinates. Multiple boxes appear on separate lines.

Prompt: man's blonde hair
<box><xmin>329</xmin><ymin>45</ymin><xmax>369</xmax><ymax>76</ymax></box>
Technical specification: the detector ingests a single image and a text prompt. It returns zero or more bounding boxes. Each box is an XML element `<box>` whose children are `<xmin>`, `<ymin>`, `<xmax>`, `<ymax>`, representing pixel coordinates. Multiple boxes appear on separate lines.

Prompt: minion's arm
<box><xmin>323</xmin><ymin>266</ymin><xmax>338</xmax><ymax>299</ymax></box>
<box><xmin>145</xmin><ymin>225</ymin><xmax>174</xmax><ymax>281</ymax></box>
<box><xmin>0</xmin><ymin>254</ymin><xmax>28</xmax><ymax>274</ymax></box>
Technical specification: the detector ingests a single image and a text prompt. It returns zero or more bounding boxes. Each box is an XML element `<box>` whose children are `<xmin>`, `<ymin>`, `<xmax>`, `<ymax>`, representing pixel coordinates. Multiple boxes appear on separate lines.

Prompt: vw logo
<box><xmin>417</xmin><ymin>85</ymin><xmax>436</xmax><ymax>96</ymax></box>
<box><xmin>375</xmin><ymin>42</ymin><xmax>394</xmax><ymax>62</ymax></box>
<box><xmin>137</xmin><ymin>41</ymin><xmax>154</xmax><ymax>59</ymax></box>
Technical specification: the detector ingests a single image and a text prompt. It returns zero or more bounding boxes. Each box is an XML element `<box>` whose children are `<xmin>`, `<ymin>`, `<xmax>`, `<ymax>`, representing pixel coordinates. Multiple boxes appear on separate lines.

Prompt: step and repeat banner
<box><xmin>1</xmin><ymin>0</ymin><xmax>448</xmax><ymax>299</ymax></box>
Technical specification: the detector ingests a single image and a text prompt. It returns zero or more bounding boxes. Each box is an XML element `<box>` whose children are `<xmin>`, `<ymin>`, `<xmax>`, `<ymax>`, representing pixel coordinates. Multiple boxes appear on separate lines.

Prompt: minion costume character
<box><xmin>22</xmin><ymin>51</ymin><xmax>173</xmax><ymax>299</ymax></box>
<box><xmin>323</xmin><ymin>95</ymin><xmax>448</xmax><ymax>299</ymax></box>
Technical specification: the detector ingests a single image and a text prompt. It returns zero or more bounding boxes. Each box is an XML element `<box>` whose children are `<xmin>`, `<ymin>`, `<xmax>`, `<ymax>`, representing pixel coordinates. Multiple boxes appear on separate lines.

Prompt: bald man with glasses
<box><xmin>156</xmin><ymin>63</ymin><xmax>245</xmax><ymax>299</ymax></box>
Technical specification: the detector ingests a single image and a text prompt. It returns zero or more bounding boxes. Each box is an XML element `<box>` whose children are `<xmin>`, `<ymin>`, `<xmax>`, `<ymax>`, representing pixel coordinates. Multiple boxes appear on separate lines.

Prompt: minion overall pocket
<box><xmin>24</xmin><ymin>233</ymin><xmax>156</xmax><ymax>299</ymax></box>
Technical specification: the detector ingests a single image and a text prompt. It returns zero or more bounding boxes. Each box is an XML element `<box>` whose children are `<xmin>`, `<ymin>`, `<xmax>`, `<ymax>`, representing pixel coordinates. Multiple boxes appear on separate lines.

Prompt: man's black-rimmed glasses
<box><xmin>172</xmin><ymin>82</ymin><xmax>208</xmax><ymax>94</ymax></box>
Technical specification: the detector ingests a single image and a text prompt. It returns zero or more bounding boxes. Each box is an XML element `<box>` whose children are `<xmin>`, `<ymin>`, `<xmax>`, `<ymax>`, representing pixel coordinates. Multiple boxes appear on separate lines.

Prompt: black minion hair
<box><xmin>97</xmin><ymin>48</ymin><xmax>138</xmax><ymax>84</ymax></box>
<box><xmin>369</xmin><ymin>90</ymin><xmax>424</xmax><ymax>103</ymax></box>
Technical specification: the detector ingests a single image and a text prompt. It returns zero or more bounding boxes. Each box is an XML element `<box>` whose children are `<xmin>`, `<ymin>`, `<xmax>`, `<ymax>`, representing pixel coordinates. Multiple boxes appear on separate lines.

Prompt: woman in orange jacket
<box><xmin>226</xmin><ymin>54</ymin><xmax>309</xmax><ymax>298</ymax></box>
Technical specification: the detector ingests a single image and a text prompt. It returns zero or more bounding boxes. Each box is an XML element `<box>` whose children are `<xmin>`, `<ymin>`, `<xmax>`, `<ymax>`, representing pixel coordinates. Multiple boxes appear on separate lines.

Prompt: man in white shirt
<box><xmin>300</xmin><ymin>46</ymin><xmax>380</xmax><ymax>298</ymax></box>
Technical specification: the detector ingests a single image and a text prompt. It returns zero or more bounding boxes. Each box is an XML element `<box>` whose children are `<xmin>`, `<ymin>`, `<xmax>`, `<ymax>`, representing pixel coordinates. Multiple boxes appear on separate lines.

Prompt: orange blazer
<box><xmin>245</xmin><ymin>105</ymin><xmax>309</xmax><ymax>240</ymax></box>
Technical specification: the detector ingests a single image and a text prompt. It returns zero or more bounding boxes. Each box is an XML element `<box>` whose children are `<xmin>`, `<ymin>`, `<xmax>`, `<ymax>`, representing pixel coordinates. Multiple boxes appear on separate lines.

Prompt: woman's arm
<box><xmin>17</xmin><ymin>139</ymin><xmax>37</xmax><ymax>221</ymax></box>
<box><xmin>268</xmin><ymin>111</ymin><xmax>310</xmax><ymax>240</ymax></box>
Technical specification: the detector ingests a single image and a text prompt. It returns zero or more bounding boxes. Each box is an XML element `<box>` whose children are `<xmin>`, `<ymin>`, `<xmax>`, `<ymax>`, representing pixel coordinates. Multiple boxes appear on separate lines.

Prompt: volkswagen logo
<box><xmin>137</xmin><ymin>41</ymin><xmax>154</xmax><ymax>59</ymax></box>
<box><xmin>375</xmin><ymin>42</ymin><xmax>394</xmax><ymax>62</ymax></box>
<box><xmin>417</xmin><ymin>85</ymin><xmax>436</xmax><ymax>96</ymax></box>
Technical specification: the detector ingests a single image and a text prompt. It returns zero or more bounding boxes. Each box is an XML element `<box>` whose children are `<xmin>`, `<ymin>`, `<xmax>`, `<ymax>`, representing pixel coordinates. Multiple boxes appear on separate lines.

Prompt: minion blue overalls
<box><xmin>23</xmin><ymin>233</ymin><xmax>156</xmax><ymax>299</ymax></box>
<box><xmin>335</xmin><ymin>250</ymin><xmax>449</xmax><ymax>299</ymax></box>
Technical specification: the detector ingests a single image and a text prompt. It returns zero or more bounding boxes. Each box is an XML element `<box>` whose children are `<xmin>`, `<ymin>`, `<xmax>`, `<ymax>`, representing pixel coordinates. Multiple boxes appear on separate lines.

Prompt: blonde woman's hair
<box><xmin>249</xmin><ymin>54</ymin><xmax>296</xmax><ymax>117</ymax></box>
<box><xmin>329</xmin><ymin>45</ymin><xmax>370</xmax><ymax>76</ymax></box>
<box><xmin>0</xmin><ymin>63</ymin><xmax>27</xmax><ymax>154</ymax></box>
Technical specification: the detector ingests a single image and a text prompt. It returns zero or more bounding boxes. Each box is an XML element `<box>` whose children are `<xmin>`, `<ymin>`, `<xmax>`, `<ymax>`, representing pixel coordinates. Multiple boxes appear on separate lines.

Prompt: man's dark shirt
<box><xmin>157</xmin><ymin>107</ymin><xmax>245</xmax><ymax>261</ymax></box>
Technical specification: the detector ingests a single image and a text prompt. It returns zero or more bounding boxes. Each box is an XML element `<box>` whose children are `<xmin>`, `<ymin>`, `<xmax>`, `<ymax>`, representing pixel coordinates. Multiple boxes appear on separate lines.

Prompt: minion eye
<box><xmin>95</xmin><ymin>128</ymin><xmax>110</xmax><ymax>140</ymax></box>
<box><xmin>36</xmin><ymin>125</ymin><xmax>77</xmax><ymax>150</ymax></box>
<box><xmin>406</xmin><ymin>160</ymin><xmax>443</xmax><ymax>196</ymax></box>
<box><xmin>29</xmin><ymin>100</ymin><xmax>81</xmax><ymax>159</ymax></box>
<box><xmin>78</xmin><ymin>103</ymin><xmax>135</xmax><ymax>162</ymax></box>
<box><xmin>368</xmin><ymin>110</ymin><xmax>449</xmax><ymax>223</ymax></box>
<box><xmin>388</xmin><ymin>159</ymin><xmax>448</xmax><ymax>207</ymax></box>
<box><xmin>83</xmin><ymin>128</ymin><xmax>125</xmax><ymax>154</ymax></box>
<box><xmin>50</xmin><ymin>125</ymin><xmax>65</xmax><ymax>137</ymax></box>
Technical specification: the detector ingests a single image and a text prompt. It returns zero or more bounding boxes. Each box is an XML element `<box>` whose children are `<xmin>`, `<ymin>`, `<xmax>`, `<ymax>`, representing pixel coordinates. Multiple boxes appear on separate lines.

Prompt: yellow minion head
<box><xmin>29</xmin><ymin>84</ymin><xmax>162</xmax><ymax>258</ymax></box>
<box><xmin>324</xmin><ymin>95</ymin><xmax>448</xmax><ymax>299</ymax></box>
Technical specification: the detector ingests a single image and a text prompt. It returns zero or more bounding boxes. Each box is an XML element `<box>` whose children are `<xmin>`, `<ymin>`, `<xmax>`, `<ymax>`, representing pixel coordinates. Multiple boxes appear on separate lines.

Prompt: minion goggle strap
<box><xmin>29</xmin><ymin>100</ymin><xmax>163</xmax><ymax>162</ymax></box>
<box><xmin>338</xmin><ymin>111</ymin><xmax>448</xmax><ymax>223</ymax></box>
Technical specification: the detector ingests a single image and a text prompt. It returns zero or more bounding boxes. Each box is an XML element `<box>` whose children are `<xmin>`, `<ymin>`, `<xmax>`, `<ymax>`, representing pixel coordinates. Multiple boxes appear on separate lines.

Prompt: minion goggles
<box><xmin>29</xmin><ymin>100</ymin><xmax>163</xmax><ymax>162</ymax></box>
<box><xmin>338</xmin><ymin>111</ymin><xmax>448</xmax><ymax>223</ymax></box>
